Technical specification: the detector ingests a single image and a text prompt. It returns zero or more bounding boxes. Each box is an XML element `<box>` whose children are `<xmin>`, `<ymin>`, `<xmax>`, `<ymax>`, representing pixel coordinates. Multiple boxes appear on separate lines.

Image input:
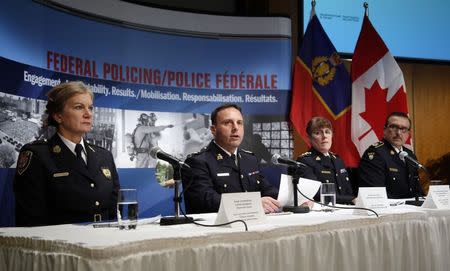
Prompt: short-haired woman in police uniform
<box><xmin>14</xmin><ymin>81</ymin><xmax>120</xmax><ymax>226</ymax></box>
<box><xmin>297</xmin><ymin>117</ymin><xmax>355</xmax><ymax>204</ymax></box>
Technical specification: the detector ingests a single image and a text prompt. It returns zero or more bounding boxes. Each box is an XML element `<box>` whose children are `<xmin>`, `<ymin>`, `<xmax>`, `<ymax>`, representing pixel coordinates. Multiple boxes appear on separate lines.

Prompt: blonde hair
<box><xmin>45</xmin><ymin>81</ymin><xmax>93</xmax><ymax>127</ymax></box>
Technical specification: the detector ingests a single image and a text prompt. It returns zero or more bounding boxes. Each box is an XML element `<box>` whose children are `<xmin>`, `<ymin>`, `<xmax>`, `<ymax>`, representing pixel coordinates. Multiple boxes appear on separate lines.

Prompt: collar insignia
<box><xmin>53</xmin><ymin>145</ymin><xmax>61</xmax><ymax>154</ymax></box>
<box><xmin>390</xmin><ymin>150</ymin><xmax>395</xmax><ymax>155</ymax></box>
<box><xmin>315</xmin><ymin>156</ymin><xmax>321</xmax><ymax>161</ymax></box>
<box><xmin>217</xmin><ymin>153</ymin><xmax>223</xmax><ymax>160</ymax></box>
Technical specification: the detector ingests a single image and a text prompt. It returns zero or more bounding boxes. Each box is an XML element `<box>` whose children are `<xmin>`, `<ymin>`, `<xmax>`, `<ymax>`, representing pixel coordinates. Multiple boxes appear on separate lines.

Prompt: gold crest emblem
<box><xmin>312</xmin><ymin>54</ymin><xmax>337</xmax><ymax>86</ymax></box>
<box><xmin>101</xmin><ymin>168</ymin><xmax>112</xmax><ymax>179</ymax></box>
<box><xmin>53</xmin><ymin>145</ymin><xmax>61</xmax><ymax>153</ymax></box>
<box><xmin>217</xmin><ymin>153</ymin><xmax>223</xmax><ymax>160</ymax></box>
<box><xmin>315</xmin><ymin>156</ymin><xmax>321</xmax><ymax>161</ymax></box>
<box><xmin>368</xmin><ymin>152</ymin><xmax>375</xmax><ymax>160</ymax></box>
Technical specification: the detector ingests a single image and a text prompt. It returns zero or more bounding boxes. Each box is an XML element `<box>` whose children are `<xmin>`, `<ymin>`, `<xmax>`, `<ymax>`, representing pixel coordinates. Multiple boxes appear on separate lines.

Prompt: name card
<box><xmin>277</xmin><ymin>174</ymin><xmax>321</xmax><ymax>206</ymax></box>
<box><xmin>422</xmin><ymin>185</ymin><xmax>450</xmax><ymax>209</ymax></box>
<box><xmin>354</xmin><ymin>187</ymin><xmax>389</xmax><ymax>215</ymax></box>
<box><xmin>215</xmin><ymin>192</ymin><xmax>266</xmax><ymax>228</ymax></box>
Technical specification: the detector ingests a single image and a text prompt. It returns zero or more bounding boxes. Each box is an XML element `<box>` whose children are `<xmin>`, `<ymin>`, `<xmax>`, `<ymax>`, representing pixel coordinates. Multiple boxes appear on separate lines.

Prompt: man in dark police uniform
<box><xmin>182</xmin><ymin>104</ymin><xmax>280</xmax><ymax>214</ymax></box>
<box><xmin>358</xmin><ymin>112</ymin><xmax>423</xmax><ymax>198</ymax></box>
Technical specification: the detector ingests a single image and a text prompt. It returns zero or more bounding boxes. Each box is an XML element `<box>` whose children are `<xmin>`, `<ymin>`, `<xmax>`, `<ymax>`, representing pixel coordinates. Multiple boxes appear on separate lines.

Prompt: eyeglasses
<box><xmin>386</xmin><ymin>124</ymin><xmax>410</xmax><ymax>133</ymax></box>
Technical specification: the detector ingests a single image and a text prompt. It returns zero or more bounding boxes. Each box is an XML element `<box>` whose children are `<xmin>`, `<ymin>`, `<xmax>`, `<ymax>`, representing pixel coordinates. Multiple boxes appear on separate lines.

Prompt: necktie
<box><xmin>75</xmin><ymin>144</ymin><xmax>86</xmax><ymax>166</ymax></box>
<box><xmin>230</xmin><ymin>154</ymin><xmax>237</xmax><ymax>166</ymax></box>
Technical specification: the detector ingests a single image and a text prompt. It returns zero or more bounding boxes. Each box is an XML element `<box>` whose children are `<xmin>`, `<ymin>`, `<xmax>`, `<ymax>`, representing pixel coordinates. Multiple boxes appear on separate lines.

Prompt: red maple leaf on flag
<box><xmin>359</xmin><ymin>80</ymin><xmax>408</xmax><ymax>140</ymax></box>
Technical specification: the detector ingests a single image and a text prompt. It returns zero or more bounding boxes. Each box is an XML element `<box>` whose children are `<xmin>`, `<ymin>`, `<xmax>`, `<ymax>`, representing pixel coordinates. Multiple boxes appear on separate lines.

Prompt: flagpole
<box><xmin>363</xmin><ymin>2</ymin><xmax>369</xmax><ymax>17</ymax></box>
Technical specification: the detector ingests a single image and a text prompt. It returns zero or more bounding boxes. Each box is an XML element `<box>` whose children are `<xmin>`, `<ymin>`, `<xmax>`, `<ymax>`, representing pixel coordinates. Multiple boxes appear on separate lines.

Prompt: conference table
<box><xmin>1</xmin><ymin>205</ymin><xmax>449</xmax><ymax>271</ymax></box>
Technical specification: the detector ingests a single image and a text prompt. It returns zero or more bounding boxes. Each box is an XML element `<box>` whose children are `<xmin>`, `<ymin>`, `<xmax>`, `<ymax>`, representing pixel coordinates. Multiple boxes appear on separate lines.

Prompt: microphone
<box><xmin>271</xmin><ymin>153</ymin><xmax>307</xmax><ymax>168</ymax></box>
<box><xmin>399</xmin><ymin>151</ymin><xmax>424</xmax><ymax>169</ymax></box>
<box><xmin>150</xmin><ymin>147</ymin><xmax>190</xmax><ymax>168</ymax></box>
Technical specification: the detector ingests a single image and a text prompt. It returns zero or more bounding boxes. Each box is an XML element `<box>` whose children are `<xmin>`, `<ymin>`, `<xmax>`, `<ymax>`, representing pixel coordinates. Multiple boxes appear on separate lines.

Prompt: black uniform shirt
<box><xmin>182</xmin><ymin>141</ymin><xmax>278</xmax><ymax>214</ymax></box>
<box><xmin>297</xmin><ymin>149</ymin><xmax>354</xmax><ymax>204</ymax></box>
<box><xmin>14</xmin><ymin>134</ymin><xmax>120</xmax><ymax>226</ymax></box>
<box><xmin>358</xmin><ymin>139</ymin><xmax>423</xmax><ymax>199</ymax></box>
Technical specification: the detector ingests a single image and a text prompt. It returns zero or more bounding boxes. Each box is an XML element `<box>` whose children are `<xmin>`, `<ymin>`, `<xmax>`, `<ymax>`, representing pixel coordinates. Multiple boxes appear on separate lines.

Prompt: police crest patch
<box><xmin>17</xmin><ymin>151</ymin><xmax>33</xmax><ymax>175</ymax></box>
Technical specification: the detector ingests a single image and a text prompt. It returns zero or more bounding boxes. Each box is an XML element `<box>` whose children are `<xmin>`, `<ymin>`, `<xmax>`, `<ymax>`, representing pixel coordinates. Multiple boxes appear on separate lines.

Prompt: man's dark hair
<box><xmin>210</xmin><ymin>104</ymin><xmax>242</xmax><ymax>125</ymax></box>
<box><xmin>384</xmin><ymin>112</ymin><xmax>411</xmax><ymax>128</ymax></box>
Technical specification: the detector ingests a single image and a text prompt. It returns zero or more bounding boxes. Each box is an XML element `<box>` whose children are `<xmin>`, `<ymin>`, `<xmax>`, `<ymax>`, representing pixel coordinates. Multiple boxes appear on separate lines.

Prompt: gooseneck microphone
<box><xmin>271</xmin><ymin>153</ymin><xmax>308</xmax><ymax>168</ymax></box>
<box><xmin>398</xmin><ymin>151</ymin><xmax>424</xmax><ymax>169</ymax></box>
<box><xmin>150</xmin><ymin>147</ymin><xmax>190</xmax><ymax>168</ymax></box>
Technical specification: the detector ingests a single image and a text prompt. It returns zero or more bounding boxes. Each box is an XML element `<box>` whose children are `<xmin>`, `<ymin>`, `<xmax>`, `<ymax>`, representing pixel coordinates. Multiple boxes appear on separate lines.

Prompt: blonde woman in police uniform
<box><xmin>297</xmin><ymin>117</ymin><xmax>355</xmax><ymax>204</ymax></box>
<box><xmin>14</xmin><ymin>81</ymin><xmax>120</xmax><ymax>226</ymax></box>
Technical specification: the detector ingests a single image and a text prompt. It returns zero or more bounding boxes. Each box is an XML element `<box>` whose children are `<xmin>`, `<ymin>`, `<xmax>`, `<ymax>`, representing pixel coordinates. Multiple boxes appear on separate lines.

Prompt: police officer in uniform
<box><xmin>14</xmin><ymin>81</ymin><xmax>120</xmax><ymax>226</ymax></box>
<box><xmin>297</xmin><ymin>117</ymin><xmax>355</xmax><ymax>204</ymax></box>
<box><xmin>358</xmin><ymin>112</ymin><xmax>423</xmax><ymax>199</ymax></box>
<box><xmin>182</xmin><ymin>104</ymin><xmax>280</xmax><ymax>214</ymax></box>
<box><xmin>132</xmin><ymin>113</ymin><xmax>173</xmax><ymax>168</ymax></box>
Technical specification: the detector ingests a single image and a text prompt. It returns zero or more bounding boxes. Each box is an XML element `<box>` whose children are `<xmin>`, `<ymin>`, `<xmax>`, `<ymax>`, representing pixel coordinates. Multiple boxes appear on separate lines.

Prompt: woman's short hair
<box><xmin>45</xmin><ymin>81</ymin><xmax>93</xmax><ymax>127</ymax></box>
<box><xmin>306</xmin><ymin>116</ymin><xmax>333</xmax><ymax>137</ymax></box>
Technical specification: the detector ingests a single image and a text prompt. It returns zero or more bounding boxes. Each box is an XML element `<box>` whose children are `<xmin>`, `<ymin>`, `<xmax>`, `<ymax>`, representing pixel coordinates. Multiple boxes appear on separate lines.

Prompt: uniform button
<box><xmin>240</xmin><ymin>174</ymin><xmax>244</xmax><ymax>179</ymax></box>
<box><xmin>325</xmin><ymin>180</ymin><xmax>329</xmax><ymax>183</ymax></box>
<box><xmin>339</xmin><ymin>186</ymin><xmax>342</xmax><ymax>190</ymax></box>
<box><xmin>95</xmin><ymin>201</ymin><xmax>100</xmax><ymax>206</ymax></box>
<box><xmin>393</xmin><ymin>177</ymin><xmax>396</xmax><ymax>181</ymax></box>
<box><xmin>90</xmin><ymin>183</ymin><xmax>95</xmax><ymax>188</ymax></box>
<box><xmin>257</xmin><ymin>180</ymin><xmax>260</xmax><ymax>184</ymax></box>
<box><xmin>336</xmin><ymin>173</ymin><xmax>338</xmax><ymax>177</ymax></box>
<box><xmin>409</xmin><ymin>174</ymin><xmax>411</xmax><ymax>178</ymax></box>
<box><xmin>410</xmin><ymin>188</ymin><xmax>412</xmax><ymax>191</ymax></box>
<box><xmin>346</xmin><ymin>177</ymin><xmax>349</xmax><ymax>181</ymax></box>
<box><xmin>224</xmin><ymin>184</ymin><xmax>227</xmax><ymax>188</ymax></box>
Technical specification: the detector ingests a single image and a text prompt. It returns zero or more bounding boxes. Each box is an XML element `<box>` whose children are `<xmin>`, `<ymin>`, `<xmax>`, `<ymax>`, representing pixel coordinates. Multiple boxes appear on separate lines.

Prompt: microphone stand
<box><xmin>282</xmin><ymin>166</ymin><xmax>310</xmax><ymax>213</ymax></box>
<box><xmin>160</xmin><ymin>163</ymin><xmax>193</xmax><ymax>225</ymax></box>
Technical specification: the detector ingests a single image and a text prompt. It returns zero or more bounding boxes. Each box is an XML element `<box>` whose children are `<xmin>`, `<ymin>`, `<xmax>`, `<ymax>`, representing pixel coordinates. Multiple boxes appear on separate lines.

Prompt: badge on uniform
<box><xmin>53</xmin><ymin>145</ymin><xmax>61</xmax><ymax>154</ymax></box>
<box><xmin>315</xmin><ymin>156</ymin><xmax>321</xmax><ymax>161</ymax></box>
<box><xmin>17</xmin><ymin>150</ymin><xmax>33</xmax><ymax>175</ymax></box>
<box><xmin>216</xmin><ymin>153</ymin><xmax>223</xmax><ymax>160</ymax></box>
<box><xmin>368</xmin><ymin>152</ymin><xmax>375</xmax><ymax>160</ymax></box>
<box><xmin>389</xmin><ymin>167</ymin><xmax>399</xmax><ymax>172</ymax></box>
<box><xmin>390</xmin><ymin>150</ymin><xmax>395</xmax><ymax>155</ymax></box>
<box><xmin>101</xmin><ymin>167</ymin><xmax>112</xmax><ymax>179</ymax></box>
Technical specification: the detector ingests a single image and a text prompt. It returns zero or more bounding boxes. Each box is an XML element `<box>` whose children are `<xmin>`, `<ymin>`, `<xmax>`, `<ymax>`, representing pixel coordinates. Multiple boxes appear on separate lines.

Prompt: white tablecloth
<box><xmin>1</xmin><ymin>206</ymin><xmax>449</xmax><ymax>271</ymax></box>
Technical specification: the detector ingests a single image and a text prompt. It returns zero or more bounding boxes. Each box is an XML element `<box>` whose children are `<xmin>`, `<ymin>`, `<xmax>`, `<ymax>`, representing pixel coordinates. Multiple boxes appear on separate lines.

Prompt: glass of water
<box><xmin>117</xmin><ymin>188</ymin><xmax>138</xmax><ymax>229</ymax></box>
<box><xmin>320</xmin><ymin>183</ymin><xmax>336</xmax><ymax>211</ymax></box>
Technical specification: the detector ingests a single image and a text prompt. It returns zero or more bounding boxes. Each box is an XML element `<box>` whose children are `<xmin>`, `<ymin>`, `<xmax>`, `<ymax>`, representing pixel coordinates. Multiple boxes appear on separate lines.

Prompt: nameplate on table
<box><xmin>215</xmin><ymin>192</ymin><xmax>265</xmax><ymax>228</ymax></box>
<box><xmin>422</xmin><ymin>185</ymin><xmax>450</xmax><ymax>209</ymax></box>
<box><xmin>277</xmin><ymin>174</ymin><xmax>321</xmax><ymax>207</ymax></box>
<box><xmin>354</xmin><ymin>187</ymin><xmax>389</xmax><ymax>215</ymax></box>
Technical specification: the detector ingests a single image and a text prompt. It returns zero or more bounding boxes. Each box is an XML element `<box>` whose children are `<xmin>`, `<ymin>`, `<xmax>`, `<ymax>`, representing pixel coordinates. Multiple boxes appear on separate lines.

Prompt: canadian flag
<box><xmin>351</xmin><ymin>14</ymin><xmax>409</xmax><ymax>157</ymax></box>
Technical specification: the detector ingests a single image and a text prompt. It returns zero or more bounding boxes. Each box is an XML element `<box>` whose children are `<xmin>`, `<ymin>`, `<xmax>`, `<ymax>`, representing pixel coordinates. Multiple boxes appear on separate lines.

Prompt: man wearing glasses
<box><xmin>358</xmin><ymin>112</ymin><xmax>423</xmax><ymax>198</ymax></box>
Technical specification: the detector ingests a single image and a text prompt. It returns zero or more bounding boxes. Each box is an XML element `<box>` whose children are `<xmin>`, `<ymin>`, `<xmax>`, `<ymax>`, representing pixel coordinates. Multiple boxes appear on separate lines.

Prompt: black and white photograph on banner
<box><xmin>0</xmin><ymin>93</ymin><xmax>46</xmax><ymax>167</ymax></box>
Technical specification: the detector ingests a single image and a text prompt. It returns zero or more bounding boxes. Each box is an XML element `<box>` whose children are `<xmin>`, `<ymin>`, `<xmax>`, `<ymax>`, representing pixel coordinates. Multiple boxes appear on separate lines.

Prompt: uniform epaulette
<box><xmin>28</xmin><ymin>138</ymin><xmax>47</xmax><ymax>145</ymax></box>
<box><xmin>329</xmin><ymin>151</ymin><xmax>338</xmax><ymax>159</ymax></box>
<box><xmin>240</xmin><ymin>148</ymin><xmax>254</xmax><ymax>154</ymax></box>
<box><xmin>187</xmin><ymin>146</ymin><xmax>208</xmax><ymax>158</ymax></box>
<box><xmin>299</xmin><ymin>151</ymin><xmax>312</xmax><ymax>157</ymax></box>
<box><xmin>371</xmin><ymin>141</ymin><xmax>384</xmax><ymax>148</ymax></box>
<box><xmin>85</xmin><ymin>141</ymin><xmax>108</xmax><ymax>152</ymax></box>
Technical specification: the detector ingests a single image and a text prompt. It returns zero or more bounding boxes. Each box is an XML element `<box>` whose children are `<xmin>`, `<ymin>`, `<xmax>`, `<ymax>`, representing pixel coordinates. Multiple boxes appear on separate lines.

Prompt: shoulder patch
<box><xmin>372</xmin><ymin>141</ymin><xmax>384</xmax><ymax>148</ymax></box>
<box><xmin>17</xmin><ymin>150</ymin><xmax>33</xmax><ymax>175</ymax></box>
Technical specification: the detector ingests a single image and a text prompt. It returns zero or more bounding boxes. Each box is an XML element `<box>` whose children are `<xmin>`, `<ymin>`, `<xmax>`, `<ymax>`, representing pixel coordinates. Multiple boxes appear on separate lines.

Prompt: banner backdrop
<box><xmin>0</xmin><ymin>0</ymin><xmax>292</xmax><ymax>226</ymax></box>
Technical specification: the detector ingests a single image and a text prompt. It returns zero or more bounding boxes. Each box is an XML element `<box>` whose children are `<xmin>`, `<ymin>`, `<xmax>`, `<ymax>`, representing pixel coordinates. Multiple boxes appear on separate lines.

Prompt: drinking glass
<box><xmin>117</xmin><ymin>188</ymin><xmax>138</xmax><ymax>229</ymax></box>
<box><xmin>320</xmin><ymin>183</ymin><xmax>336</xmax><ymax>211</ymax></box>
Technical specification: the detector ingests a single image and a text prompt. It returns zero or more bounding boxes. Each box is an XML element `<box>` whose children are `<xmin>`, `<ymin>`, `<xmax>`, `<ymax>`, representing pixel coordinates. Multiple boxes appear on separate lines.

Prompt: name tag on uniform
<box><xmin>53</xmin><ymin>172</ymin><xmax>69</xmax><ymax>178</ymax></box>
<box><xmin>389</xmin><ymin>168</ymin><xmax>399</xmax><ymax>172</ymax></box>
<box><xmin>321</xmin><ymin>170</ymin><xmax>332</xmax><ymax>174</ymax></box>
<box><xmin>248</xmin><ymin>170</ymin><xmax>259</xmax><ymax>176</ymax></box>
<box><xmin>217</xmin><ymin>172</ymin><xmax>230</xmax><ymax>177</ymax></box>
